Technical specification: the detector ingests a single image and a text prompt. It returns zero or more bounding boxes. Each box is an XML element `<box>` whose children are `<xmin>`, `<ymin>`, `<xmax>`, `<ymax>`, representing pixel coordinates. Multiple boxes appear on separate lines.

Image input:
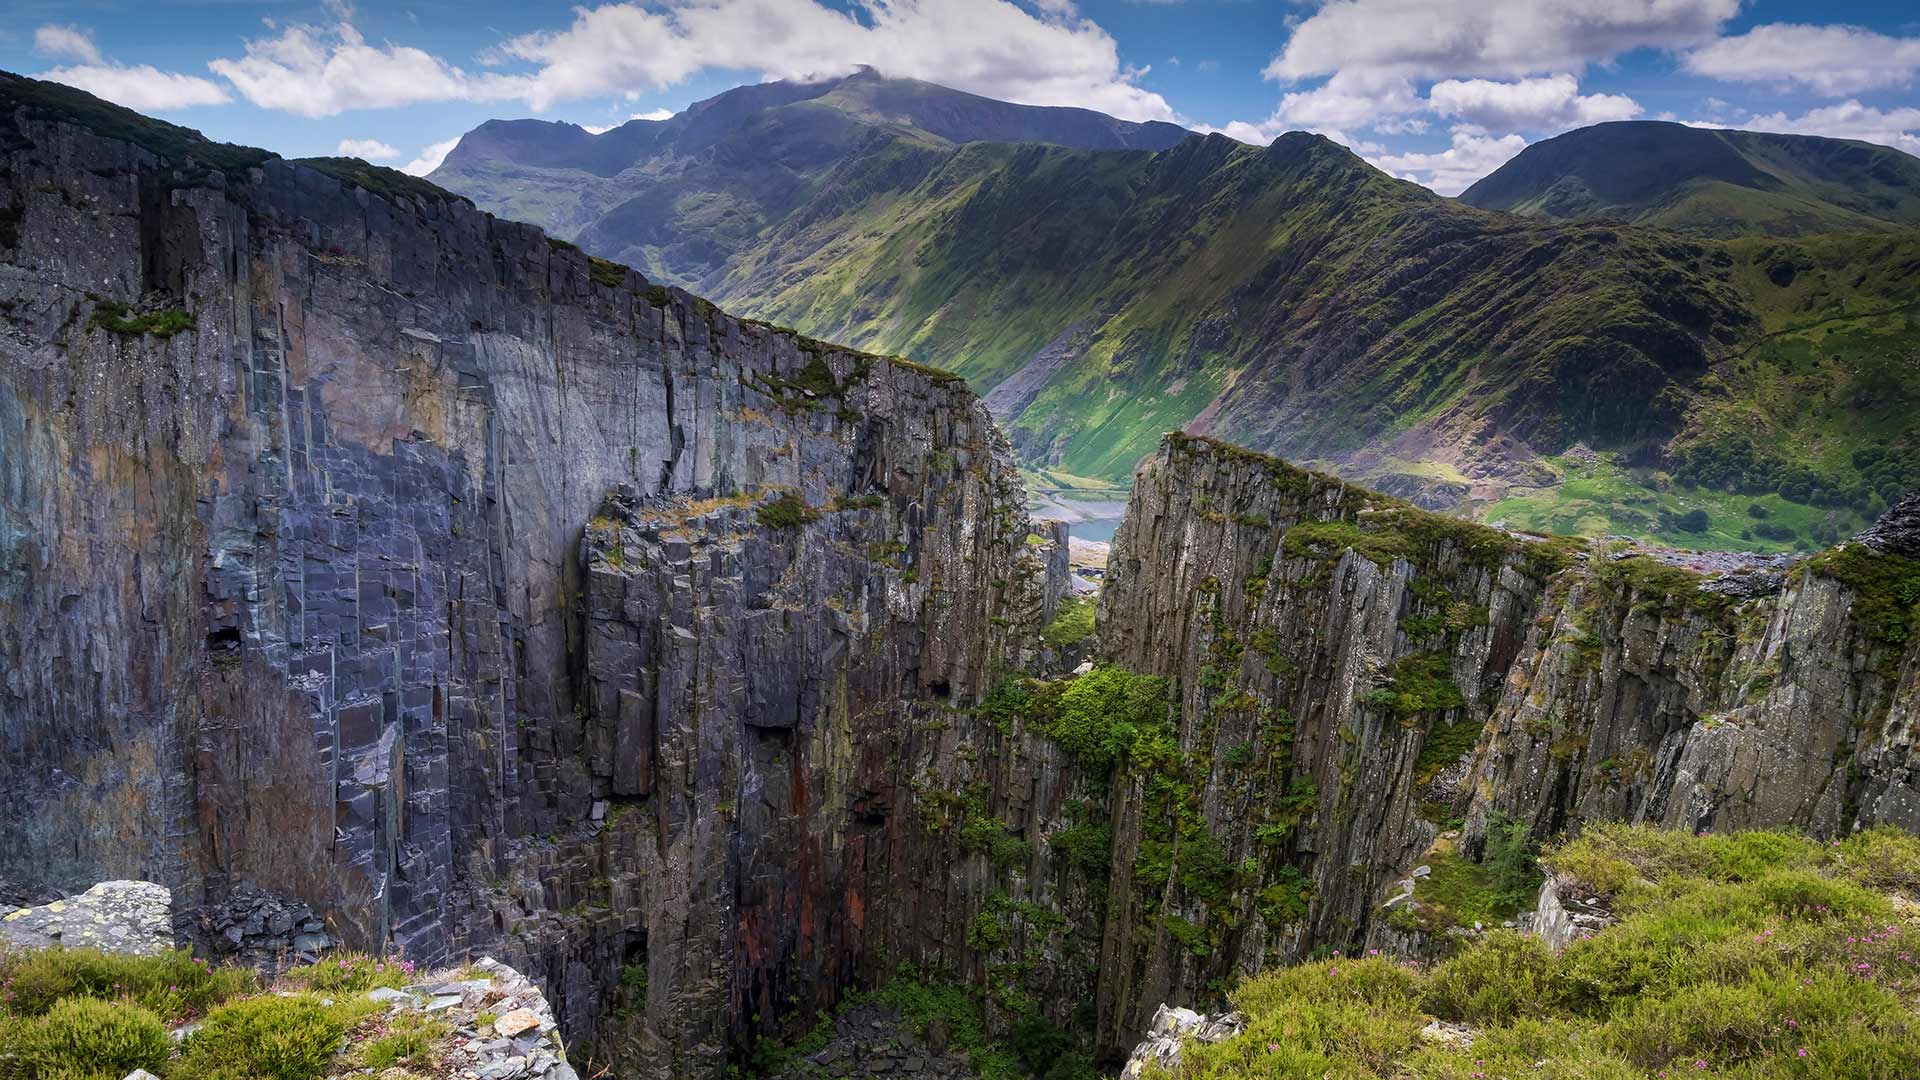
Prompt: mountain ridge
<box><xmin>4</xmin><ymin>67</ymin><xmax>1920</xmax><ymax>1080</ymax></box>
<box><xmin>1459</xmin><ymin>119</ymin><xmax>1920</xmax><ymax>236</ymax></box>
<box><xmin>429</xmin><ymin>79</ymin><xmax>1920</xmax><ymax>552</ymax></box>
<box><xmin>430</xmin><ymin>67</ymin><xmax>1194</xmax><ymax>279</ymax></box>
<box><xmin>441</xmin><ymin>66</ymin><xmax>1194</xmax><ymax>177</ymax></box>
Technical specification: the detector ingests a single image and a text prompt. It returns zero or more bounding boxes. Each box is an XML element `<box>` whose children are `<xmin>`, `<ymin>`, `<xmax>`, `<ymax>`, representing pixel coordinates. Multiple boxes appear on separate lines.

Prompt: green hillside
<box><xmin>1459</xmin><ymin>121</ymin><xmax>1920</xmax><ymax>237</ymax></box>
<box><xmin>430</xmin><ymin>67</ymin><xmax>1189</xmax><ymax>289</ymax></box>
<box><xmin>711</xmin><ymin>131</ymin><xmax>1919</xmax><ymax>545</ymax></box>
<box><xmin>432</xmin><ymin>85</ymin><xmax>1920</xmax><ymax>551</ymax></box>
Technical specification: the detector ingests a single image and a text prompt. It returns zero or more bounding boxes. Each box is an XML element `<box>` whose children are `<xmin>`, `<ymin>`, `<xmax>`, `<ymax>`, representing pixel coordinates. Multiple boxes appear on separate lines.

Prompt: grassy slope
<box><xmin>1489</xmin><ymin>232</ymin><xmax>1920</xmax><ymax>548</ymax></box>
<box><xmin>1157</xmin><ymin>825</ymin><xmax>1920</xmax><ymax>1079</ymax></box>
<box><xmin>718</xmin><ymin>131</ymin><xmax>1737</xmax><ymax>474</ymax></box>
<box><xmin>1460</xmin><ymin>121</ymin><xmax>1920</xmax><ymax>237</ymax></box>
<box><xmin>383</xmin><ymin>80</ymin><xmax>1920</xmax><ymax>549</ymax></box>
<box><xmin>712</xmin><ymin>123</ymin><xmax>1920</xmax><ymax>543</ymax></box>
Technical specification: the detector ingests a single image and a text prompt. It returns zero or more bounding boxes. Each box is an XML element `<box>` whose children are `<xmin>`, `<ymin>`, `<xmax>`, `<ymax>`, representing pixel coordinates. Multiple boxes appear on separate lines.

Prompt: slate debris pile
<box><xmin>172</xmin><ymin>881</ymin><xmax>336</xmax><ymax>974</ymax></box>
<box><xmin>375</xmin><ymin>956</ymin><xmax>580</xmax><ymax>1080</ymax></box>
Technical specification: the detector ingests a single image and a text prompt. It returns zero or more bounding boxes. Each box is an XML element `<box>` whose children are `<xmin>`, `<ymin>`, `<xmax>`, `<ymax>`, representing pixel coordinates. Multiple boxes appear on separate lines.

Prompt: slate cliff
<box><xmin>5</xmin><ymin>73</ymin><xmax>1920</xmax><ymax>1079</ymax></box>
<box><xmin>1080</xmin><ymin>435</ymin><xmax>1918</xmax><ymax>1049</ymax></box>
<box><xmin>0</xmin><ymin>75</ymin><xmax>1065</xmax><ymax>1077</ymax></box>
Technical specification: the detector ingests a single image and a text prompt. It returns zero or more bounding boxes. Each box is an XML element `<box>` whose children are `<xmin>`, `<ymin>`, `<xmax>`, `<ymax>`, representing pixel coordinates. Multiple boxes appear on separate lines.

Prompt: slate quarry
<box><xmin>3</xmin><ymin>75</ymin><xmax>1920</xmax><ymax>1079</ymax></box>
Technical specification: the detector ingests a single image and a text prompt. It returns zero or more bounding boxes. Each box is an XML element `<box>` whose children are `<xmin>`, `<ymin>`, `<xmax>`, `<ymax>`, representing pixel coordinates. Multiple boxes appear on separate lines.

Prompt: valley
<box><xmin>1</xmin><ymin>57</ymin><xmax>1919</xmax><ymax>1080</ymax></box>
<box><xmin>434</xmin><ymin>75</ymin><xmax>1920</xmax><ymax>556</ymax></box>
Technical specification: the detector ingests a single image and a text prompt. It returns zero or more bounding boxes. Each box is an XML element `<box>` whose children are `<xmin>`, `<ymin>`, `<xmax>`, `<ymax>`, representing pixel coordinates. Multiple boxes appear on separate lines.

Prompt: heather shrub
<box><xmin>1422</xmin><ymin>930</ymin><xmax>1556</xmax><ymax>1024</ymax></box>
<box><xmin>173</xmin><ymin>992</ymin><xmax>379</xmax><ymax>1080</ymax></box>
<box><xmin>13</xmin><ymin>997</ymin><xmax>170</xmax><ymax>1079</ymax></box>
<box><xmin>276</xmin><ymin>950</ymin><xmax>412</xmax><ymax>994</ymax></box>
<box><xmin>0</xmin><ymin>947</ymin><xmax>255</xmax><ymax>1020</ymax></box>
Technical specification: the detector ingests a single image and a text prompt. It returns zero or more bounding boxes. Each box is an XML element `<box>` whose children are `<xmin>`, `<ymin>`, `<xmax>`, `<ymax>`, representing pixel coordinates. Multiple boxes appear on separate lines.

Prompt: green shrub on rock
<box><xmin>1423</xmin><ymin>930</ymin><xmax>1556</xmax><ymax>1025</ymax></box>
<box><xmin>276</xmin><ymin>950</ymin><xmax>412</xmax><ymax>994</ymax></box>
<box><xmin>755</xmin><ymin>492</ymin><xmax>819</xmax><ymax>530</ymax></box>
<box><xmin>356</xmin><ymin>1011</ymin><xmax>446</xmax><ymax>1071</ymax></box>
<box><xmin>0</xmin><ymin>947</ymin><xmax>255</xmax><ymax>1020</ymax></box>
<box><xmin>1039</xmin><ymin>595</ymin><xmax>1096</xmax><ymax>649</ymax></box>
<box><xmin>1047</xmin><ymin>665</ymin><xmax>1171</xmax><ymax>773</ymax></box>
<box><xmin>14</xmin><ymin>996</ymin><xmax>171</xmax><ymax>1080</ymax></box>
<box><xmin>173</xmin><ymin>992</ymin><xmax>379</xmax><ymax>1080</ymax></box>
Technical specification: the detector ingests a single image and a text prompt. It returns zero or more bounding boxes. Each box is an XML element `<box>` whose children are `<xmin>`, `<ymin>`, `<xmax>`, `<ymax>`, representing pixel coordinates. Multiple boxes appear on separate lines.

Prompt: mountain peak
<box><xmin>1460</xmin><ymin>119</ymin><xmax>1920</xmax><ymax>236</ymax></box>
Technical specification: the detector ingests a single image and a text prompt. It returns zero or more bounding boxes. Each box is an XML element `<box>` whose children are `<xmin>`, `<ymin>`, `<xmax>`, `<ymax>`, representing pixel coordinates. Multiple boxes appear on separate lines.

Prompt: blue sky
<box><xmin>4</xmin><ymin>1</ymin><xmax>1918</xmax><ymax>193</ymax></box>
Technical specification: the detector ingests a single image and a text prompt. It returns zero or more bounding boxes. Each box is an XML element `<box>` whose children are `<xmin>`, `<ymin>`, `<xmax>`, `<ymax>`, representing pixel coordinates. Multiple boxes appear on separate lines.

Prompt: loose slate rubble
<box><xmin>1118</xmin><ymin>1003</ymin><xmax>1245</xmax><ymax>1079</ymax></box>
<box><xmin>172</xmin><ymin>880</ymin><xmax>336</xmax><ymax>974</ymax></box>
<box><xmin>377</xmin><ymin>957</ymin><xmax>579</xmax><ymax>1080</ymax></box>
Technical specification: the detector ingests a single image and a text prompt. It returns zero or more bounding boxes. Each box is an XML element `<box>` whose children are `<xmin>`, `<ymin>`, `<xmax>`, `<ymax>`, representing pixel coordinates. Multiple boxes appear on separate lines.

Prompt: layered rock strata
<box><xmin>5</xmin><ymin>74</ymin><xmax>1920</xmax><ymax>1076</ymax></box>
<box><xmin>1083</xmin><ymin>435</ymin><xmax>1916</xmax><ymax>1049</ymax></box>
<box><xmin>0</xmin><ymin>76</ymin><xmax>1062</xmax><ymax>1076</ymax></box>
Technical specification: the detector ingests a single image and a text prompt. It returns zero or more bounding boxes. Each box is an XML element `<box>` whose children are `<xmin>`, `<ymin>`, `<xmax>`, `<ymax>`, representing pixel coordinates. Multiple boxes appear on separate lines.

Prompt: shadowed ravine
<box><xmin>2</xmin><ymin>72</ymin><xmax>1919</xmax><ymax>1078</ymax></box>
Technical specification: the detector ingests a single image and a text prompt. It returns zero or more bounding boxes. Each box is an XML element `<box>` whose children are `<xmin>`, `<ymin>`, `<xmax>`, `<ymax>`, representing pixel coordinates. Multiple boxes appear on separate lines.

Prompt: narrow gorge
<box><xmin>3</xmin><ymin>75</ymin><xmax>1918</xmax><ymax>1078</ymax></box>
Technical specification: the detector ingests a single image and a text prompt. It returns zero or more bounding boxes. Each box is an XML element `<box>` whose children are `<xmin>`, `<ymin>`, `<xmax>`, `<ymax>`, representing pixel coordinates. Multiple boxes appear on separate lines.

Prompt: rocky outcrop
<box><xmin>1086</xmin><ymin>433</ymin><xmax>1917</xmax><ymax>1049</ymax></box>
<box><xmin>0</xmin><ymin>880</ymin><xmax>174</xmax><ymax>956</ymax></box>
<box><xmin>172</xmin><ymin>881</ymin><xmax>335</xmax><ymax>973</ymax></box>
<box><xmin>0</xmin><ymin>76</ymin><xmax>1063</xmax><ymax>1076</ymax></box>
<box><xmin>5</xmin><ymin>74</ymin><xmax>1918</xmax><ymax>1078</ymax></box>
<box><xmin>396</xmin><ymin>956</ymin><xmax>580</xmax><ymax>1080</ymax></box>
<box><xmin>1858</xmin><ymin>492</ymin><xmax>1920</xmax><ymax>558</ymax></box>
<box><xmin>1117</xmin><ymin>1004</ymin><xmax>1244</xmax><ymax>1079</ymax></box>
<box><xmin>1519</xmin><ymin>874</ymin><xmax>1614</xmax><ymax>952</ymax></box>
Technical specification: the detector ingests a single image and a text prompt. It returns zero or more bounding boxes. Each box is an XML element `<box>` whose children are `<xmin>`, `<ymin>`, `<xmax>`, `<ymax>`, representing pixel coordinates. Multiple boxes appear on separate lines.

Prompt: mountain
<box><xmin>1459</xmin><ymin>119</ymin><xmax>1920</xmax><ymax>236</ymax></box>
<box><xmin>435</xmin><ymin>85</ymin><xmax>1920</xmax><ymax>554</ymax></box>
<box><xmin>6</xmin><ymin>71</ymin><xmax>1920</xmax><ymax>1080</ymax></box>
<box><xmin>431</xmin><ymin>66</ymin><xmax>1190</xmax><ymax>287</ymax></box>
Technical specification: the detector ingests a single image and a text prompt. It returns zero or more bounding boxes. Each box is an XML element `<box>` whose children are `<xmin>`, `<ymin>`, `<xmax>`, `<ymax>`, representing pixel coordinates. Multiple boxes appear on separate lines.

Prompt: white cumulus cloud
<box><xmin>401</xmin><ymin>138</ymin><xmax>462</xmax><ymax>177</ymax></box>
<box><xmin>1207</xmin><ymin>0</ymin><xmax>1711</xmax><ymax>189</ymax></box>
<box><xmin>1267</xmin><ymin>0</ymin><xmax>1739</xmax><ymax>82</ymax></box>
<box><xmin>336</xmin><ymin>138</ymin><xmax>402</xmax><ymax>160</ymax></box>
<box><xmin>34</xmin><ymin>22</ymin><xmax>230</xmax><ymax>111</ymax></box>
<box><xmin>1428</xmin><ymin>74</ymin><xmax>1640</xmax><ymax>132</ymax></box>
<box><xmin>1686</xmin><ymin>24</ymin><xmax>1920</xmax><ymax>96</ymax></box>
<box><xmin>210</xmin><ymin>21</ymin><xmax>496</xmax><ymax>117</ymax></box>
<box><xmin>1368</xmin><ymin>128</ymin><xmax>1529</xmax><ymax>196</ymax></box>
<box><xmin>34</xmin><ymin>25</ymin><xmax>103</xmax><ymax>65</ymax></box>
<box><xmin>1721</xmin><ymin>101</ymin><xmax>1920</xmax><ymax>157</ymax></box>
<box><xmin>195</xmin><ymin>1</ymin><xmax>1176</xmax><ymax>124</ymax></box>
<box><xmin>1271</xmin><ymin>71</ymin><xmax>1424</xmax><ymax>130</ymax></box>
<box><xmin>632</xmin><ymin>108</ymin><xmax>676</xmax><ymax>122</ymax></box>
<box><xmin>38</xmin><ymin>65</ymin><xmax>232</xmax><ymax>111</ymax></box>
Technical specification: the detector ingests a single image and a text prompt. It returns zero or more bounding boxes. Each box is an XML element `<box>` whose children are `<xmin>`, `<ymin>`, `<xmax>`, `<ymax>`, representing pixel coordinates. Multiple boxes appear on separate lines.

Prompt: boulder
<box><xmin>1119</xmin><ymin>1003</ymin><xmax>1245</xmax><ymax>1079</ymax></box>
<box><xmin>0</xmin><ymin>881</ymin><xmax>173</xmax><ymax>956</ymax></box>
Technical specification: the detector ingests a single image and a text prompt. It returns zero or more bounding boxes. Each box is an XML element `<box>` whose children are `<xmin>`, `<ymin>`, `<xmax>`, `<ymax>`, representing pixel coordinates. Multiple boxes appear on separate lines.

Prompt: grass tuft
<box><xmin>1161</xmin><ymin>825</ymin><xmax>1920</xmax><ymax>1080</ymax></box>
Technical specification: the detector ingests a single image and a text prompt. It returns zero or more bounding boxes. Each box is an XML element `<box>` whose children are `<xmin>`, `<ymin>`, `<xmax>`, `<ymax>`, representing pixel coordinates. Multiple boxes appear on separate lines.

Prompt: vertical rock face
<box><xmin>1089</xmin><ymin>434</ymin><xmax>1917</xmax><ymax>1051</ymax></box>
<box><xmin>5</xmin><ymin>77</ymin><xmax>1920</xmax><ymax>1077</ymax></box>
<box><xmin>0</xmin><ymin>83</ymin><xmax>1063</xmax><ymax>1075</ymax></box>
